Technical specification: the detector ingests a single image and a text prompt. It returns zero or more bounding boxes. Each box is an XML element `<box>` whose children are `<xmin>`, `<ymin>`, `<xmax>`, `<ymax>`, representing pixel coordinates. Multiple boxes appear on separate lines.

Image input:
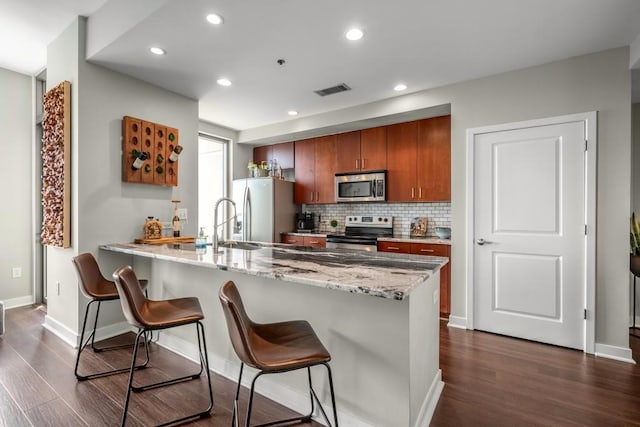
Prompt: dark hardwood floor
<box><xmin>2</xmin><ymin>306</ymin><xmax>640</xmax><ymax>426</ymax></box>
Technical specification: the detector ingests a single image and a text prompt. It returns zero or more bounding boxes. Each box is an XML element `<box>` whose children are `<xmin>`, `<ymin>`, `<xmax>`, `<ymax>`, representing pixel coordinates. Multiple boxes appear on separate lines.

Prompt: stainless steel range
<box><xmin>326</xmin><ymin>216</ymin><xmax>393</xmax><ymax>252</ymax></box>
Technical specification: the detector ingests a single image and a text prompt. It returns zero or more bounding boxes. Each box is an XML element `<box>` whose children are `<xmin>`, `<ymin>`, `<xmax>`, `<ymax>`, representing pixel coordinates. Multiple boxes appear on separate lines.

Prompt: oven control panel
<box><xmin>345</xmin><ymin>216</ymin><xmax>393</xmax><ymax>228</ymax></box>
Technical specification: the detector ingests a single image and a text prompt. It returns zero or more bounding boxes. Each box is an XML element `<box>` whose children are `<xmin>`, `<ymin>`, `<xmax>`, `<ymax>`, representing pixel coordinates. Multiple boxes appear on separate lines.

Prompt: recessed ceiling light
<box><xmin>288</xmin><ymin>110</ymin><xmax>298</xmax><ymax>116</ymax></box>
<box><xmin>345</xmin><ymin>28</ymin><xmax>364</xmax><ymax>41</ymax></box>
<box><xmin>394</xmin><ymin>84</ymin><xmax>407</xmax><ymax>92</ymax></box>
<box><xmin>149</xmin><ymin>47</ymin><xmax>166</xmax><ymax>55</ymax></box>
<box><xmin>217</xmin><ymin>78</ymin><xmax>232</xmax><ymax>86</ymax></box>
<box><xmin>206</xmin><ymin>13</ymin><xmax>224</xmax><ymax>25</ymax></box>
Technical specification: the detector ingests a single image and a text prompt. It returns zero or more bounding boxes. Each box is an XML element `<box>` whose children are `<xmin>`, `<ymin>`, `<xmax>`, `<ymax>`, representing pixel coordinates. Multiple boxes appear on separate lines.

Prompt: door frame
<box><xmin>465</xmin><ymin>112</ymin><xmax>597</xmax><ymax>354</ymax></box>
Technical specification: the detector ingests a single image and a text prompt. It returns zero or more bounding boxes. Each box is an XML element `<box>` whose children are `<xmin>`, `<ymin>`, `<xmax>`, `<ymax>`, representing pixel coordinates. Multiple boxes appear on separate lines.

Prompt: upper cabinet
<box><xmin>252</xmin><ymin>141</ymin><xmax>294</xmax><ymax>169</ymax></box>
<box><xmin>336</xmin><ymin>128</ymin><xmax>387</xmax><ymax>173</ymax></box>
<box><xmin>294</xmin><ymin>136</ymin><xmax>337</xmax><ymax>204</ymax></box>
<box><xmin>387</xmin><ymin>115</ymin><xmax>451</xmax><ymax>202</ymax></box>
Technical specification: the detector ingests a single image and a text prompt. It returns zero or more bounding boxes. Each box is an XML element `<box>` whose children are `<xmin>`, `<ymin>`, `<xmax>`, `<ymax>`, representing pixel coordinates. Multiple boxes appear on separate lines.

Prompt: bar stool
<box><xmin>72</xmin><ymin>253</ymin><xmax>150</xmax><ymax>381</ymax></box>
<box><xmin>218</xmin><ymin>280</ymin><xmax>338</xmax><ymax>427</ymax></box>
<box><xmin>112</xmin><ymin>265</ymin><xmax>214</xmax><ymax>427</ymax></box>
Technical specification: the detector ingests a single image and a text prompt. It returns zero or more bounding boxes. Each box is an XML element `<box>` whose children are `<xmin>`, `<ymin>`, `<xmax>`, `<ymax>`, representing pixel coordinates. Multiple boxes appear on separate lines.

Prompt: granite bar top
<box><xmin>100</xmin><ymin>242</ymin><xmax>447</xmax><ymax>300</ymax></box>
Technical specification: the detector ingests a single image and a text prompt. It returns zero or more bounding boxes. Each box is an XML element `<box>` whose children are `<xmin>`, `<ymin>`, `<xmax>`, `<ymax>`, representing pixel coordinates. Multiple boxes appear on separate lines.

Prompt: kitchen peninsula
<box><xmin>100</xmin><ymin>242</ymin><xmax>446</xmax><ymax>426</ymax></box>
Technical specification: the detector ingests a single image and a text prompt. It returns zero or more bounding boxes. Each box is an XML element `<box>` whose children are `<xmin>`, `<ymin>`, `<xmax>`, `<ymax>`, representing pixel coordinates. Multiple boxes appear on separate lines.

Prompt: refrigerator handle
<box><xmin>243</xmin><ymin>186</ymin><xmax>251</xmax><ymax>241</ymax></box>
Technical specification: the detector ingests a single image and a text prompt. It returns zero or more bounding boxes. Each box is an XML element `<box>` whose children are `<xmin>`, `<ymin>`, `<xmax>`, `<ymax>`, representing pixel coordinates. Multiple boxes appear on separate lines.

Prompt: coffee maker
<box><xmin>296</xmin><ymin>213</ymin><xmax>314</xmax><ymax>232</ymax></box>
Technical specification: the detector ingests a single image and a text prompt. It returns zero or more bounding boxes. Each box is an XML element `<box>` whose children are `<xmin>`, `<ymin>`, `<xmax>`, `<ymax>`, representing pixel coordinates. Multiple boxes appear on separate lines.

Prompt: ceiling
<box><xmin>3</xmin><ymin>0</ymin><xmax>640</xmax><ymax>133</ymax></box>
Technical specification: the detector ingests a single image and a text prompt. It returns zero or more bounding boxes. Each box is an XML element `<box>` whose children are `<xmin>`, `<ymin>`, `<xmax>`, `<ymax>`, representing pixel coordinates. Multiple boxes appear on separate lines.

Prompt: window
<box><xmin>198</xmin><ymin>133</ymin><xmax>227</xmax><ymax>241</ymax></box>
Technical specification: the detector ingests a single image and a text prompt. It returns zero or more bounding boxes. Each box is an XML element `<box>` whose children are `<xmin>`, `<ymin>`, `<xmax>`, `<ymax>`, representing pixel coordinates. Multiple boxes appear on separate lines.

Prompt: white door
<box><xmin>473</xmin><ymin>120</ymin><xmax>586</xmax><ymax>350</ymax></box>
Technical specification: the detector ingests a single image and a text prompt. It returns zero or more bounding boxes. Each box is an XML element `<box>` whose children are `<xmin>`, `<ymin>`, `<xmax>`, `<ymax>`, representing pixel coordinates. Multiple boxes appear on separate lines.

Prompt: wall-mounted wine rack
<box><xmin>122</xmin><ymin>116</ymin><xmax>180</xmax><ymax>186</ymax></box>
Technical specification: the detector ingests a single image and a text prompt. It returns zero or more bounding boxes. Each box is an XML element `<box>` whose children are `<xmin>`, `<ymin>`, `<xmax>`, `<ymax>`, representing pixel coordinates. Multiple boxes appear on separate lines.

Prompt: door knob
<box><xmin>476</xmin><ymin>238</ymin><xmax>490</xmax><ymax>245</ymax></box>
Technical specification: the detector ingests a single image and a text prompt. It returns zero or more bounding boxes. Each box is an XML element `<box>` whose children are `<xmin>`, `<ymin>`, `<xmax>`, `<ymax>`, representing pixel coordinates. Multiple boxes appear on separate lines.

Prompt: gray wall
<box><xmin>239</xmin><ymin>47</ymin><xmax>632</xmax><ymax>349</ymax></box>
<box><xmin>44</xmin><ymin>18</ymin><xmax>199</xmax><ymax>335</ymax></box>
<box><xmin>633</xmin><ymin>103</ymin><xmax>640</xmax><ymax>326</ymax></box>
<box><xmin>0</xmin><ymin>67</ymin><xmax>33</xmax><ymax>305</ymax></box>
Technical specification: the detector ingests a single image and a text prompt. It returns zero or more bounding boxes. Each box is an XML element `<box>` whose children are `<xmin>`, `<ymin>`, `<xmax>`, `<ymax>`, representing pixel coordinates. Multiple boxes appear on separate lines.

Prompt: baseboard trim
<box><xmin>447</xmin><ymin>315</ymin><xmax>467</xmax><ymax>329</ymax></box>
<box><xmin>414</xmin><ymin>369</ymin><xmax>444</xmax><ymax>427</ymax></box>
<box><xmin>4</xmin><ymin>295</ymin><xmax>35</xmax><ymax>309</ymax></box>
<box><xmin>157</xmin><ymin>332</ymin><xmax>375</xmax><ymax>427</ymax></box>
<box><xmin>43</xmin><ymin>315</ymin><xmax>77</xmax><ymax>347</ymax></box>
<box><xmin>594</xmin><ymin>342</ymin><xmax>636</xmax><ymax>364</ymax></box>
<box><xmin>93</xmin><ymin>321</ymin><xmax>132</xmax><ymax>343</ymax></box>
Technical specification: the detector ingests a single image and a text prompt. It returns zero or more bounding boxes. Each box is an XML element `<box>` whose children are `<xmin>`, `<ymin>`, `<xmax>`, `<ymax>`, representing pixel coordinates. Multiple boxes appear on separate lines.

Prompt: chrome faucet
<box><xmin>213</xmin><ymin>197</ymin><xmax>238</xmax><ymax>253</ymax></box>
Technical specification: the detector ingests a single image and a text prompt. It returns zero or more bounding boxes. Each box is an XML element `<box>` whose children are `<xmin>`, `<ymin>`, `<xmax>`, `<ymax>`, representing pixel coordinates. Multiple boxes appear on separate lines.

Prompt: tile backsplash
<box><xmin>303</xmin><ymin>202</ymin><xmax>451</xmax><ymax>237</ymax></box>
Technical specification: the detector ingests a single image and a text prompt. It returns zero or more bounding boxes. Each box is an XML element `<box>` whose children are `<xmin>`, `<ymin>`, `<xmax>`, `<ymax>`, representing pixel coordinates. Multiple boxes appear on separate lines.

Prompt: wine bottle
<box><xmin>172</xmin><ymin>209</ymin><xmax>181</xmax><ymax>237</ymax></box>
<box><xmin>168</xmin><ymin>145</ymin><xmax>183</xmax><ymax>163</ymax></box>
<box><xmin>132</xmin><ymin>151</ymin><xmax>149</xmax><ymax>170</ymax></box>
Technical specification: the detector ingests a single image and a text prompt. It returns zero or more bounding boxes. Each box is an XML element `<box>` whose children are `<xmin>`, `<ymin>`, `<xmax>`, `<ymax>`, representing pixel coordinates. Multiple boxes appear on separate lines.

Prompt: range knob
<box><xmin>383</xmin><ymin>217</ymin><xmax>388</xmax><ymax>222</ymax></box>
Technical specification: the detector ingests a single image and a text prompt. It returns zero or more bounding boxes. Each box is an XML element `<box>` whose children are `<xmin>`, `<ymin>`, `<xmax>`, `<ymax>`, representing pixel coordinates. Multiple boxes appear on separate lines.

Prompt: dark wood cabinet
<box><xmin>386</xmin><ymin>116</ymin><xmax>450</xmax><ymax>202</ymax></box>
<box><xmin>294</xmin><ymin>136</ymin><xmax>336</xmax><ymax>204</ymax></box>
<box><xmin>417</xmin><ymin>115</ymin><xmax>450</xmax><ymax>201</ymax></box>
<box><xmin>253</xmin><ymin>141</ymin><xmax>295</xmax><ymax>169</ymax></box>
<box><xmin>378</xmin><ymin>241</ymin><xmax>451</xmax><ymax>316</ymax></box>
<box><xmin>386</xmin><ymin>121</ymin><xmax>418</xmax><ymax>201</ymax></box>
<box><xmin>281</xmin><ymin>234</ymin><xmax>326</xmax><ymax>248</ymax></box>
<box><xmin>360</xmin><ymin>127</ymin><xmax>387</xmax><ymax>171</ymax></box>
<box><xmin>335</xmin><ymin>128</ymin><xmax>387</xmax><ymax>173</ymax></box>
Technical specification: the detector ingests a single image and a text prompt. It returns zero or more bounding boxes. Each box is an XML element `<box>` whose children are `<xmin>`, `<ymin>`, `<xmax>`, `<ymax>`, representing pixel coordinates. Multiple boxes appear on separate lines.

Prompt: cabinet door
<box><xmin>304</xmin><ymin>236</ymin><xmax>326</xmax><ymax>248</ymax></box>
<box><xmin>253</xmin><ymin>145</ymin><xmax>272</xmax><ymax>166</ymax></box>
<box><xmin>282</xmin><ymin>234</ymin><xmax>303</xmax><ymax>245</ymax></box>
<box><xmin>314</xmin><ymin>135</ymin><xmax>337</xmax><ymax>203</ymax></box>
<box><xmin>410</xmin><ymin>243</ymin><xmax>451</xmax><ymax>316</ymax></box>
<box><xmin>336</xmin><ymin>131</ymin><xmax>361</xmax><ymax>173</ymax></box>
<box><xmin>360</xmin><ymin>127</ymin><xmax>387</xmax><ymax>171</ymax></box>
<box><xmin>386</xmin><ymin>121</ymin><xmax>418</xmax><ymax>201</ymax></box>
<box><xmin>417</xmin><ymin>115</ymin><xmax>451</xmax><ymax>201</ymax></box>
<box><xmin>272</xmin><ymin>141</ymin><xmax>294</xmax><ymax>169</ymax></box>
<box><xmin>294</xmin><ymin>139</ymin><xmax>316</xmax><ymax>204</ymax></box>
<box><xmin>377</xmin><ymin>241</ymin><xmax>411</xmax><ymax>253</ymax></box>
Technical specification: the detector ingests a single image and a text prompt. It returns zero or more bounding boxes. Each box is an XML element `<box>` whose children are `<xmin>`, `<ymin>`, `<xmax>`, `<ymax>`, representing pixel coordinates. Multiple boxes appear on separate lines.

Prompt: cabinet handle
<box><xmin>355</xmin><ymin>159</ymin><xmax>359</xmax><ymax>169</ymax></box>
<box><xmin>420</xmin><ymin>249</ymin><xmax>435</xmax><ymax>253</ymax></box>
<box><xmin>419</xmin><ymin>187</ymin><xmax>422</xmax><ymax>198</ymax></box>
<box><xmin>310</xmin><ymin>192</ymin><xmax>314</xmax><ymax>201</ymax></box>
<box><xmin>388</xmin><ymin>246</ymin><xmax>401</xmax><ymax>250</ymax></box>
<box><xmin>362</xmin><ymin>158</ymin><xmax>366</xmax><ymax>169</ymax></box>
<box><xmin>411</xmin><ymin>188</ymin><xmax>415</xmax><ymax>199</ymax></box>
<box><xmin>316</xmin><ymin>191</ymin><xmax>319</xmax><ymax>201</ymax></box>
<box><xmin>309</xmin><ymin>240</ymin><xmax>319</xmax><ymax>244</ymax></box>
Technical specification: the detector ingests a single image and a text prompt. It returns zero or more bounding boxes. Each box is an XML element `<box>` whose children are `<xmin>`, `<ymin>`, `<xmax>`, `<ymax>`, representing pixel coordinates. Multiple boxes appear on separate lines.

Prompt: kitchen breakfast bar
<box><xmin>99</xmin><ymin>242</ymin><xmax>446</xmax><ymax>427</ymax></box>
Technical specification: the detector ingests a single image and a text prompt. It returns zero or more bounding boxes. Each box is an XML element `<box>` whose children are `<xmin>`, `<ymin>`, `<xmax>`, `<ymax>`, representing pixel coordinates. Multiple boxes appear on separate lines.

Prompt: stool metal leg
<box><xmin>75</xmin><ymin>299</ymin><xmax>149</xmax><ymax>381</ymax></box>
<box><xmin>243</xmin><ymin>363</ymin><xmax>337</xmax><ymax>427</ymax></box>
<box><xmin>121</xmin><ymin>322</ymin><xmax>213</xmax><ymax>427</ymax></box>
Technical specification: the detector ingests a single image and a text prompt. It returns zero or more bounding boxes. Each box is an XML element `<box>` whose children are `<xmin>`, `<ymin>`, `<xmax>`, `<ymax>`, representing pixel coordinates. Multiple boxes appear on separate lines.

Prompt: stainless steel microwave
<box><xmin>335</xmin><ymin>171</ymin><xmax>386</xmax><ymax>202</ymax></box>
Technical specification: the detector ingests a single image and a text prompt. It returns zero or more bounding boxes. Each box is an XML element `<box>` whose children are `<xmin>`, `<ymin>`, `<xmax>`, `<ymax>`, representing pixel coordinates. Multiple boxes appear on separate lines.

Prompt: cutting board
<box><xmin>134</xmin><ymin>236</ymin><xmax>195</xmax><ymax>245</ymax></box>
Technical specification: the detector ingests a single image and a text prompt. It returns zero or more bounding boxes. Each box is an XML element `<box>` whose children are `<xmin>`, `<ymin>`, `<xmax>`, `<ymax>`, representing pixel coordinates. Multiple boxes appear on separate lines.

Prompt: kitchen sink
<box><xmin>168</xmin><ymin>241</ymin><xmax>263</xmax><ymax>251</ymax></box>
<box><xmin>219</xmin><ymin>241</ymin><xmax>262</xmax><ymax>250</ymax></box>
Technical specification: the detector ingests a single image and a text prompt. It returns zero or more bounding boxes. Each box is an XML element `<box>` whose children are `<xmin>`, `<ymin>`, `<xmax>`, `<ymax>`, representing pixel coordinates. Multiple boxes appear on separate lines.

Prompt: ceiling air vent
<box><xmin>314</xmin><ymin>83</ymin><xmax>351</xmax><ymax>97</ymax></box>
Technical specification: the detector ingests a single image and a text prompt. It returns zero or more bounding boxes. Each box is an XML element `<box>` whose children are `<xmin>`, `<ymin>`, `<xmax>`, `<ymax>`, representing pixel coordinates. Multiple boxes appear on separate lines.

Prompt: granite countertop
<box><xmin>377</xmin><ymin>236</ymin><xmax>452</xmax><ymax>245</ymax></box>
<box><xmin>100</xmin><ymin>242</ymin><xmax>447</xmax><ymax>300</ymax></box>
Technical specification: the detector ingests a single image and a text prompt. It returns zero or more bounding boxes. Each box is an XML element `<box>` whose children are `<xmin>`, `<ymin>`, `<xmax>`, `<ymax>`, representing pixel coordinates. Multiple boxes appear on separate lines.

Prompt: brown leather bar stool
<box><xmin>219</xmin><ymin>280</ymin><xmax>338</xmax><ymax>427</ymax></box>
<box><xmin>72</xmin><ymin>253</ymin><xmax>150</xmax><ymax>381</ymax></box>
<box><xmin>112</xmin><ymin>265</ymin><xmax>214</xmax><ymax>427</ymax></box>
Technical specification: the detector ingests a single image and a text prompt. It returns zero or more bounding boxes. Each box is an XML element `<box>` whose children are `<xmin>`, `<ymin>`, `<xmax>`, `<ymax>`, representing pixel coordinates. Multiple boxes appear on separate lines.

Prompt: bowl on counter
<box><xmin>434</xmin><ymin>227</ymin><xmax>451</xmax><ymax>239</ymax></box>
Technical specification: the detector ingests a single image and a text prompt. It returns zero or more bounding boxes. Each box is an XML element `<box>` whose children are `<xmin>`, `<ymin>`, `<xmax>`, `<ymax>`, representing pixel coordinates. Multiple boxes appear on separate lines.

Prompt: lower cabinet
<box><xmin>378</xmin><ymin>241</ymin><xmax>451</xmax><ymax>316</ymax></box>
<box><xmin>281</xmin><ymin>234</ymin><xmax>326</xmax><ymax>248</ymax></box>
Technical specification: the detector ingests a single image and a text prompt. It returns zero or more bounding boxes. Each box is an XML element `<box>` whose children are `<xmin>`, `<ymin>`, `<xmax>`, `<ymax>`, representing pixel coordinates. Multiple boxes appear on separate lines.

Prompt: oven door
<box><xmin>326</xmin><ymin>236</ymin><xmax>378</xmax><ymax>252</ymax></box>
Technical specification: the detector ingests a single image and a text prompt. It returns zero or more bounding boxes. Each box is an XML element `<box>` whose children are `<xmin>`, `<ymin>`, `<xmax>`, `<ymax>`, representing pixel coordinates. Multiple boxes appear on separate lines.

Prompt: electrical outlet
<box><xmin>12</xmin><ymin>267</ymin><xmax>22</xmax><ymax>278</ymax></box>
<box><xmin>177</xmin><ymin>208</ymin><xmax>188</xmax><ymax>221</ymax></box>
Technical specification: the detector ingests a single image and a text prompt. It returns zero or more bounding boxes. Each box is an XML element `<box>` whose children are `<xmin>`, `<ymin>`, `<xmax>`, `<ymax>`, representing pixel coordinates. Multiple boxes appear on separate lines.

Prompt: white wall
<box><xmin>44</xmin><ymin>17</ymin><xmax>199</xmax><ymax>337</ymax></box>
<box><xmin>0</xmin><ymin>67</ymin><xmax>33</xmax><ymax>306</ymax></box>
<box><xmin>238</xmin><ymin>47</ymin><xmax>632</xmax><ymax>349</ymax></box>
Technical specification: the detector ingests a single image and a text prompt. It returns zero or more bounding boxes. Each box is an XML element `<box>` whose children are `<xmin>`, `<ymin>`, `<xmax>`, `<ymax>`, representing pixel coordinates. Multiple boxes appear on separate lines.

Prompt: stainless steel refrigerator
<box><xmin>232</xmin><ymin>177</ymin><xmax>298</xmax><ymax>243</ymax></box>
